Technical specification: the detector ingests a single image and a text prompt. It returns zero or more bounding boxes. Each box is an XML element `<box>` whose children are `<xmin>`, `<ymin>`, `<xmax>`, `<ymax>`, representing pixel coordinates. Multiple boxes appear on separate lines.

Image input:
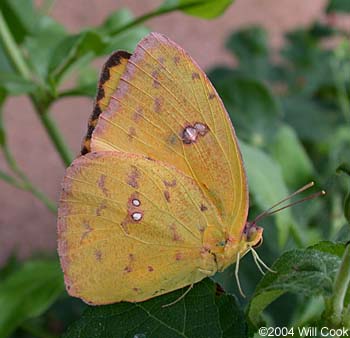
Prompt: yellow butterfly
<box><xmin>57</xmin><ymin>32</ymin><xmax>266</xmax><ymax>305</ymax></box>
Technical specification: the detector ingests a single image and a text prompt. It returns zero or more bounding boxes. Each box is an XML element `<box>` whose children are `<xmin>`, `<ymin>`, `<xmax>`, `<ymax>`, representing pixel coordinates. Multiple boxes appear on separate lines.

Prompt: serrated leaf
<box><xmin>240</xmin><ymin>141</ymin><xmax>294</xmax><ymax>247</ymax></box>
<box><xmin>0</xmin><ymin>259</ymin><xmax>64</xmax><ymax>337</ymax></box>
<box><xmin>247</xmin><ymin>241</ymin><xmax>345</xmax><ymax>327</ymax></box>
<box><xmin>160</xmin><ymin>0</ymin><xmax>234</xmax><ymax>19</ymax></box>
<box><xmin>63</xmin><ymin>279</ymin><xmax>246</xmax><ymax>338</ymax></box>
<box><xmin>272</xmin><ymin>124</ymin><xmax>314</xmax><ymax>188</ymax></box>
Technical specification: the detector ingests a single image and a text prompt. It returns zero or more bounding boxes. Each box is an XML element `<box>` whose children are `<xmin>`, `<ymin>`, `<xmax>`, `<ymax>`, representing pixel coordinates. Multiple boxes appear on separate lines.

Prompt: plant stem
<box><xmin>110</xmin><ymin>1</ymin><xmax>207</xmax><ymax>36</ymax></box>
<box><xmin>0</xmin><ymin>10</ymin><xmax>31</xmax><ymax>79</ymax></box>
<box><xmin>33</xmin><ymin>100</ymin><xmax>74</xmax><ymax>167</ymax></box>
<box><xmin>2</xmin><ymin>145</ymin><xmax>57</xmax><ymax>213</ymax></box>
<box><xmin>330</xmin><ymin>243</ymin><xmax>350</xmax><ymax>326</ymax></box>
<box><xmin>0</xmin><ymin>169</ymin><xmax>23</xmax><ymax>189</ymax></box>
<box><xmin>0</xmin><ymin>8</ymin><xmax>73</xmax><ymax>167</ymax></box>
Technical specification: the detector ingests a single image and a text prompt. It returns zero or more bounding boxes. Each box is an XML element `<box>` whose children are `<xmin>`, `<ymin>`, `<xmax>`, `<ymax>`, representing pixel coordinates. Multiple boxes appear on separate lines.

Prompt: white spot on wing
<box><xmin>132</xmin><ymin>199</ymin><xmax>141</xmax><ymax>206</ymax></box>
<box><xmin>132</xmin><ymin>212</ymin><xmax>143</xmax><ymax>221</ymax></box>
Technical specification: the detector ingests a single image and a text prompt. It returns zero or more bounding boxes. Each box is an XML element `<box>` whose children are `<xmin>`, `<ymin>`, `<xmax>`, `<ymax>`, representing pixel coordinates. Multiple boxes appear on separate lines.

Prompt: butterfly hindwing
<box><xmin>90</xmin><ymin>33</ymin><xmax>248</xmax><ymax>238</ymax></box>
<box><xmin>58</xmin><ymin>151</ymin><xmax>222</xmax><ymax>304</ymax></box>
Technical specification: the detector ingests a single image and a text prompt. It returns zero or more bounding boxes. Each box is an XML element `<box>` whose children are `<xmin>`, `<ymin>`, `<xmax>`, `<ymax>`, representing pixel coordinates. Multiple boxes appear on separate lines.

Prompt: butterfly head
<box><xmin>242</xmin><ymin>221</ymin><xmax>264</xmax><ymax>249</ymax></box>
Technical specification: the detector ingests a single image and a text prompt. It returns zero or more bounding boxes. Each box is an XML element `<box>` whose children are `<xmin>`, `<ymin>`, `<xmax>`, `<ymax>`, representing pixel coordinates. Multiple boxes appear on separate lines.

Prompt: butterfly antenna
<box><xmin>253</xmin><ymin>182</ymin><xmax>325</xmax><ymax>223</ymax></box>
<box><xmin>235</xmin><ymin>251</ymin><xmax>246</xmax><ymax>298</ymax></box>
<box><xmin>263</xmin><ymin>190</ymin><xmax>326</xmax><ymax>218</ymax></box>
<box><xmin>162</xmin><ymin>284</ymin><xmax>193</xmax><ymax>308</ymax></box>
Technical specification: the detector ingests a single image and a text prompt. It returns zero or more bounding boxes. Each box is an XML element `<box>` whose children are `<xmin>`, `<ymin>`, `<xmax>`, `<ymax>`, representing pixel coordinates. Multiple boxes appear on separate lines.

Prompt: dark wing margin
<box><xmin>81</xmin><ymin>51</ymin><xmax>131</xmax><ymax>155</ymax></box>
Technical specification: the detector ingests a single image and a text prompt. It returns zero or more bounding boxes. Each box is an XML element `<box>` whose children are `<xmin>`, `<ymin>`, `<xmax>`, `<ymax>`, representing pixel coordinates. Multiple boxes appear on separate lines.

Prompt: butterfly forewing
<box><xmin>91</xmin><ymin>33</ymin><xmax>248</xmax><ymax>238</ymax></box>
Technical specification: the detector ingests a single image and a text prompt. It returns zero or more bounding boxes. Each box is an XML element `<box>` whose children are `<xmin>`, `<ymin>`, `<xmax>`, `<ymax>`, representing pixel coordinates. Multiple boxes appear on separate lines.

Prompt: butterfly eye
<box><xmin>253</xmin><ymin>237</ymin><xmax>263</xmax><ymax>248</ymax></box>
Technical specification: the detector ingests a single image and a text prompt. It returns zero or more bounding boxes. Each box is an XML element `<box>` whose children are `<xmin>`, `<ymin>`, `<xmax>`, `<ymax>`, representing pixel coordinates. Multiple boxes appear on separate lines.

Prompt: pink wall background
<box><xmin>0</xmin><ymin>0</ymin><xmax>328</xmax><ymax>264</ymax></box>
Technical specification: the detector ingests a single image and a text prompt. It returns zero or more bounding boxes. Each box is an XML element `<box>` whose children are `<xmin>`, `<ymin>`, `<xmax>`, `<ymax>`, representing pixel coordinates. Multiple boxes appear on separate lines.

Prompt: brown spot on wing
<box><xmin>170</xmin><ymin>223</ymin><xmax>182</xmax><ymax>241</ymax></box>
<box><xmin>124</xmin><ymin>266</ymin><xmax>132</xmax><ymax>273</ymax></box>
<box><xmin>127</xmin><ymin>166</ymin><xmax>140</xmax><ymax>188</ymax></box>
<box><xmin>157</xmin><ymin>56</ymin><xmax>165</xmax><ymax>64</ymax></box>
<box><xmin>175</xmin><ymin>252</ymin><xmax>183</xmax><ymax>260</ymax></box>
<box><xmin>96</xmin><ymin>201</ymin><xmax>107</xmax><ymax>216</ymax></box>
<box><xmin>148</xmin><ymin>266</ymin><xmax>154</xmax><ymax>272</ymax></box>
<box><xmin>151</xmin><ymin>70</ymin><xmax>160</xmax><ymax>88</ymax></box>
<box><xmin>182</xmin><ymin>122</ymin><xmax>209</xmax><ymax>144</ymax></box>
<box><xmin>164</xmin><ymin>179</ymin><xmax>177</xmax><ymax>187</ymax></box>
<box><xmin>164</xmin><ymin>190</ymin><xmax>170</xmax><ymax>202</ymax></box>
<box><xmin>94</xmin><ymin>250</ymin><xmax>102</xmax><ymax>261</ymax></box>
<box><xmin>192</xmin><ymin>72</ymin><xmax>200</xmax><ymax>80</ymax></box>
<box><xmin>132</xmin><ymin>107</ymin><xmax>143</xmax><ymax>123</ymax></box>
<box><xmin>98</xmin><ymin>174</ymin><xmax>109</xmax><ymax>196</ymax></box>
<box><xmin>154</xmin><ymin>97</ymin><xmax>163</xmax><ymax>113</ymax></box>
<box><xmin>80</xmin><ymin>221</ymin><xmax>92</xmax><ymax>243</ymax></box>
<box><xmin>200</xmin><ymin>204</ymin><xmax>208</xmax><ymax>212</ymax></box>
<box><xmin>128</xmin><ymin>126</ymin><xmax>136</xmax><ymax>141</ymax></box>
<box><xmin>209</xmin><ymin>92</ymin><xmax>216</xmax><ymax>100</ymax></box>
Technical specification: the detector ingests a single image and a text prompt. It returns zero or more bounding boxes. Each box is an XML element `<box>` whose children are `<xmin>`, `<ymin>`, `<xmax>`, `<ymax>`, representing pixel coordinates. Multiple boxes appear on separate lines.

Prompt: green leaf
<box><xmin>161</xmin><ymin>0</ymin><xmax>234</xmax><ymax>19</ymax></box>
<box><xmin>210</xmin><ymin>74</ymin><xmax>281</xmax><ymax>146</ymax></box>
<box><xmin>24</xmin><ymin>15</ymin><xmax>67</xmax><ymax>80</ymax></box>
<box><xmin>63</xmin><ymin>279</ymin><xmax>247</xmax><ymax>338</ymax></box>
<box><xmin>240</xmin><ymin>141</ymin><xmax>294</xmax><ymax>247</ymax></box>
<box><xmin>96</xmin><ymin>9</ymin><xmax>149</xmax><ymax>54</ymax></box>
<box><xmin>0</xmin><ymin>0</ymin><xmax>37</xmax><ymax>44</ymax></box>
<box><xmin>0</xmin><ymin>259</ymin><xmax>64</xmax><ymax>337</ymax></box>
<box><xmin>0</xmin><ymin>40</ymin><xmax>14</xmax><ymax>73</ymax></box>
<box><xmin>49</xmin><ymin>30</ymin><xmax>106</xmax><ymax>84</ymax></box>
<box><xmin>337</xmin><ymin>163</ymin><xmax>350</xmax><ymax>176</ymax></box>
<box><xmin>272</xmin><ymin>124</ymin><xmax>314</xmax><ymax>188</ymax></box>
<box><xmin>226</xmin><ymin>27</ymin><xmax>271</xmax><ymax>80</ymax></box>
<box><xmin>0</xmin><ymin>72</ymin><xmax>36</xmax><ymax>95</ymax></box>
<box><xmin>282</xmin><ymin>97</ymin><xmax>339</xmax><ymax>142</ymax></box>
<box><xmin>327</xmin><ymin>0</ymin><xmax>350</xmax><ymax>13</ymax></box>
<box><xmin>247</xmin><ymin>241</ymin><xmax>345</xmax><ymax>327</ymax></box>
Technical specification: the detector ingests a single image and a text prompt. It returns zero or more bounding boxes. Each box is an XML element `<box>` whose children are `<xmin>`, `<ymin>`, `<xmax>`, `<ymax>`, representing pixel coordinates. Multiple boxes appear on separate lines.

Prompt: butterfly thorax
<box><xmin>202</xmin><ymin>221</ymin><xmax>264</xmax><ymax>272</ymax></box>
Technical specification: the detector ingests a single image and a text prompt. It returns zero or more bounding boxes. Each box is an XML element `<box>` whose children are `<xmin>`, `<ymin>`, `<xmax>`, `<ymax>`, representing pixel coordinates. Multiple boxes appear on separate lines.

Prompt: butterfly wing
<box><xmin>81</xmin><ymin>51</ymin><xmax>131</xmax><ymax>155</ymax></box>
<box><xmin>58</xmin><ymin>152</ymin><xmax>223</xmax><ymax>304</ymax></box>
<box><xmin>89</xmin><ymin>33</ymin><xmax>248</xmax><ymax>239</ymax></box>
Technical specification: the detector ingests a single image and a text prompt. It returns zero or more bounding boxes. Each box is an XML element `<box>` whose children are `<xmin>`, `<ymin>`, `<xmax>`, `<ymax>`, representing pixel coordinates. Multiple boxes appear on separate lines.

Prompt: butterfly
<box><xmin>57</xmin><ymin>32</ymin><xmax>270</xmax><ymax>305</ymax></box>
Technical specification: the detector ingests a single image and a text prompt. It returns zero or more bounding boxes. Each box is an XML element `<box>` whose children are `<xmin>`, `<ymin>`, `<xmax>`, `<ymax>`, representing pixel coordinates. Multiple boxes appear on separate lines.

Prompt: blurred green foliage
<box><xmin>1</xmin><ymin>0</ymin><xmax>350</xmax><ymax>337</ymax></box>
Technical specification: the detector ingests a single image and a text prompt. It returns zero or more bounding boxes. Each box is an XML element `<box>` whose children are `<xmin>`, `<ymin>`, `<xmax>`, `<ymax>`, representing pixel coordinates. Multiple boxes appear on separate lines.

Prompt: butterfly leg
<box><xmin>162</xmin><ymin>284</ymin><xmax>194</xmax><ymax>308</ymax></box>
